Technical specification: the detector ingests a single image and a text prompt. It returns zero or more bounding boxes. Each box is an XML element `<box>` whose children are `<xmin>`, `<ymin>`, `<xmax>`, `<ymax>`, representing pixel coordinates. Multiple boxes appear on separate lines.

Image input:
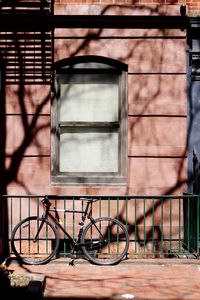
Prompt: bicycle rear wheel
<box><xmin>81</xmin><ymin>217</ymin><xmax>129</xmax><ymax>265</ymax></box>
<box><xmin>11</xmin><ymin>216</ymin><xmax>59</xmax><ymax>265</ymax></box>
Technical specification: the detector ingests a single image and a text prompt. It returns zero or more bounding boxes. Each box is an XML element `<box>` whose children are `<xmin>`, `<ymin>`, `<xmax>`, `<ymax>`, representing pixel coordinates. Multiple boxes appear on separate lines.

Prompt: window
<box><xmin>52</xmin><ymin>56</ymin><xmax>127</xmax><ymax>185</ymax></box>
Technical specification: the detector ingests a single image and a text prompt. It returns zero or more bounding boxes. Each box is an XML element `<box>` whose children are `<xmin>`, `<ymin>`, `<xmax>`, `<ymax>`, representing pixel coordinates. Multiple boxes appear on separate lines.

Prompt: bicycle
<box><xmin>11</xmin><ymin>195</ymin><xmax>130</xmax><ymax>266</ymax></box>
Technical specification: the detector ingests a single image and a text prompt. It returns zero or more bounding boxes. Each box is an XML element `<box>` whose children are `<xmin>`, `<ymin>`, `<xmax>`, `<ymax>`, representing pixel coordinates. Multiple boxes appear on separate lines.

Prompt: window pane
<box><xmin>60</xmin><ymin>74</ymin><xmax>119</xmax><ymax>122</ymax></box>
<box><xmin>60</xmin><ymin>128</ymin><xmax>119</xmax><ymax>173</ymax></box>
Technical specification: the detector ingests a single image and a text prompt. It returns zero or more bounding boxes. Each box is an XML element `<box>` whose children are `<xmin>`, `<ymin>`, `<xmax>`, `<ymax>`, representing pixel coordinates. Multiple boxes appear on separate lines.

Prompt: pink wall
<box><xmin>4</xmin><ymin>4</ymin><xmax>187</xmax><ymax>196</ymax></box>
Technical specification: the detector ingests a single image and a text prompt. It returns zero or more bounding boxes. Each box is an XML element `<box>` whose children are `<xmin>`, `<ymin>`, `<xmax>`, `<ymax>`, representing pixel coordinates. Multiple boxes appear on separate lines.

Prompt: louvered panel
<box><xmin>0</xmin><ymin>0</ymin><xmax>52</xmax><ymax>13</ymax></box>
<box><xmin>0</xmin><ymin>32</ymin><xmax>52</xmax><ymax>84</ymax></box>
<box><xmin>0</xmin><ymin>0</ymin><xmax>53</xmax><ymax>84</ymax></box>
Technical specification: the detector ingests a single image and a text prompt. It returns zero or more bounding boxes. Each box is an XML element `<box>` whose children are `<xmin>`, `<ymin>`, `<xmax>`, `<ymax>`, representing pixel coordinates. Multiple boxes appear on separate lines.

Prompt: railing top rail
<box><xmin>2</xmin><ymin>194</ymin><xmax>200</xmax><ymax>200</ymax></box>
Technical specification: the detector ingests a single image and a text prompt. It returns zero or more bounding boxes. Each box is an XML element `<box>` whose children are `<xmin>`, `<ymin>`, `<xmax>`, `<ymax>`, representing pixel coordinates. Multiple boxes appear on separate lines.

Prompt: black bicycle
<box><xmin>11</xmin><ymin>195</ymin><xmax>129</xmax><ymax>266</ymax></box>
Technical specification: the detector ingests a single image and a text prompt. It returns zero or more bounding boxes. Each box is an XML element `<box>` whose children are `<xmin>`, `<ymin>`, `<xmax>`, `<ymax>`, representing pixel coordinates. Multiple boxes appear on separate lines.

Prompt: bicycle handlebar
<box><xmin>41</xmin><ymin>195</ymin><xmax>51</xmax><ymax>206</ymax></box>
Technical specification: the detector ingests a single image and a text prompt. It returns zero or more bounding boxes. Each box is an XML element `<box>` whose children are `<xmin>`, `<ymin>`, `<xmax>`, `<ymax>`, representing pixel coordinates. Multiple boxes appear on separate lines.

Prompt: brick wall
<box><xmin>187</xmin><ymin>0</ymin><xmax>200</xmax><ymax>16</ymax></box>
<box><xmin>55</xmin><ymin>0</ymin><xmax>200</xmax><ymax>16</ymax></box>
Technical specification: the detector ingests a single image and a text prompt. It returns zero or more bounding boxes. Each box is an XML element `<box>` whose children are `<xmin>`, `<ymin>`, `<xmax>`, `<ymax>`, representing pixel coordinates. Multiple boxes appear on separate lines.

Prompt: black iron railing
<box><xmin>2</xmin><ymin>194</ymin><xmax>200</xmax><ymax>259</ymax></box>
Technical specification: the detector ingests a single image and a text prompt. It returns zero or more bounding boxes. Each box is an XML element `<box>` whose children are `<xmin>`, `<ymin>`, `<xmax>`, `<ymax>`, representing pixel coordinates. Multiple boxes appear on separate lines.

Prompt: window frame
<box><xmin>51</xmin><ymin>56</ymin><xmax>127</xmax><ymax>185</ymax></box>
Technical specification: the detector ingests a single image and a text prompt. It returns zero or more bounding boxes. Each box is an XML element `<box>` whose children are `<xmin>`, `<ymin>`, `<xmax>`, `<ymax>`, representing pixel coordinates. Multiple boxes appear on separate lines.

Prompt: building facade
<box><xmin>1</xmin><ymin>0</ymin><xmax>199</xmax><ymax>197</ymax></box>
<box><xmin>0</xmin><ymin>0</ymin><xmax>200</xmax><ymax>258</ymax></box>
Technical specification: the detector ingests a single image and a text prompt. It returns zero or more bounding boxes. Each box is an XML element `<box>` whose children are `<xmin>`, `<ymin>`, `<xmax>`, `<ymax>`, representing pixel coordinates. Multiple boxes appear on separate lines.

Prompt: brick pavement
<box><xmin>7</xmin><ymin>258</ymin><xmax>200</xmax><ymax>300</ymax></box>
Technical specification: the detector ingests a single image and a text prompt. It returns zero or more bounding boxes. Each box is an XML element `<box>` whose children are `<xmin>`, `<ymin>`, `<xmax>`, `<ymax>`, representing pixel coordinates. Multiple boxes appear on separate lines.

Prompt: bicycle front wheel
<box><xmin>81</xmin><ymin>217</ymin><xmax>129</xmax><ymax>265</ymax></box>
<box><xmin>11</xmin><ymin>216</ymin><xmax>60</xmax><ymax>265</ymax></box>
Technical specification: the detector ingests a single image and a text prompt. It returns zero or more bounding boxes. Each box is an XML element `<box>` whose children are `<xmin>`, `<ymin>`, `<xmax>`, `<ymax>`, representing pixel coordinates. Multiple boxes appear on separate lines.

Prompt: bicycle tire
<box><xmin>11</xmin><ymin>216</ymin><xmax>60</xmax><ymax>265</ymax></box>
<box><xmin>81</xmin><ymin>217</ymin><xmax>129</xmax><ymax>265</ymax></box>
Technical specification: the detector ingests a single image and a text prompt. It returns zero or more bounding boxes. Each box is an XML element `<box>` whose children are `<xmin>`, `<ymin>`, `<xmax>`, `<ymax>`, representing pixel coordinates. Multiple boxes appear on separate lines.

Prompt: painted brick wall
<box><xmin>55</xmin><ymin>0</ymin><xmax>200</xmax><ymax>16</ymax></box>
<box><xmin>187</xmin><ymin>0</ymin><xmax>200</xmax><ymax>16</ymax></box>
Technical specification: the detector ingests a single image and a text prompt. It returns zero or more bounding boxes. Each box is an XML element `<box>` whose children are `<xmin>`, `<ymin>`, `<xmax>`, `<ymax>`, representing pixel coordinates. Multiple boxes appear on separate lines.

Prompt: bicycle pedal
<box><xmin>69</xmin><ymin>259</ymin><xmax>76</xmax><ymax>266</ymax></box>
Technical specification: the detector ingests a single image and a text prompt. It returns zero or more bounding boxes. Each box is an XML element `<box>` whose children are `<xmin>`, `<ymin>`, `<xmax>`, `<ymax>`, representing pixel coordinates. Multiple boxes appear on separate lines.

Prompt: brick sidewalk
<box><xmin>7</xmin><ymin>258</ymin><xmax>200</xmax><ymax>299</ymax></box>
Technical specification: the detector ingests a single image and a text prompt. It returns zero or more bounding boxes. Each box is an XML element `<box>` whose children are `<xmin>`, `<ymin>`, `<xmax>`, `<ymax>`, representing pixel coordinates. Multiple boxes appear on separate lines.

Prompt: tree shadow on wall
<box><xmin>56</xmin><ymin>4</ymin><xmax>196</xmax><ymax>257</ymax></box>
<box><xmin>0</xmin><ymin>2</ymin><xmax>195</xmax><ymax>261</ymax></box>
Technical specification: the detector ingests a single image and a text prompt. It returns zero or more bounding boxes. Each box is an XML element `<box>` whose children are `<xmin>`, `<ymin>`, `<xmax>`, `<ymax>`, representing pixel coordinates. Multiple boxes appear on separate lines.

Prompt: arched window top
<box><xmin>54</xmin><ymin>55</ymin><xmax>128</xmax><ymax>72</ymax></box>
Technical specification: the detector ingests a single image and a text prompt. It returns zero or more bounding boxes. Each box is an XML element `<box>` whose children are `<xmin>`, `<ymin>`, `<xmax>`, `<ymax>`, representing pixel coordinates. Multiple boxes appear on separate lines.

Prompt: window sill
<box><xmin>51</xmin><ymin>175</ymin><xmax>127</xmax><ymax>186</ymax></box>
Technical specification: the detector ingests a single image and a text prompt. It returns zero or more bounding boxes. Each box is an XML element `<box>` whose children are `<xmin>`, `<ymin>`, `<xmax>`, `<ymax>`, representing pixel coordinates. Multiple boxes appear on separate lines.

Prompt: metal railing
<box><xmin>2</xmin><ymin>194</ymin><xmax>200</xmax><ymax>259</ymax></box>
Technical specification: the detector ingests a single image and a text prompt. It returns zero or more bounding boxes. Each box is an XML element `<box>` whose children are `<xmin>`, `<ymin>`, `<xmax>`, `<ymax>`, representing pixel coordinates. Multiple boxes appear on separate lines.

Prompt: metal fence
<box><xmin>2</xmin><ymin>194</ymin><xmax>200</xmax><ymax>259</ymax></box>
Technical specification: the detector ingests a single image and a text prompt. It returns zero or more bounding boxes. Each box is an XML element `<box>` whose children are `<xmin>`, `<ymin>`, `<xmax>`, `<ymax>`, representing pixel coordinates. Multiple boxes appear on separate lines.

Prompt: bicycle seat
<box><xmin>79</xmin><ymin>197</ymin><xmax>98</xmax><ymax>203</ymax></box>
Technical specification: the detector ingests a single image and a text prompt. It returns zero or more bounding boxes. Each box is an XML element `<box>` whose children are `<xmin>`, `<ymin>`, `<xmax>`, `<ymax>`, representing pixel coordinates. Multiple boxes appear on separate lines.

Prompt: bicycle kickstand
<box><xmin>69</xmin><ymin>259</ymin><xmax>75</xmax><ymax>266</ymax></box>
<box><xmin>68</xmin><ymin>250</ymin><xmax>77</xmax><ymax>266</ymax></box>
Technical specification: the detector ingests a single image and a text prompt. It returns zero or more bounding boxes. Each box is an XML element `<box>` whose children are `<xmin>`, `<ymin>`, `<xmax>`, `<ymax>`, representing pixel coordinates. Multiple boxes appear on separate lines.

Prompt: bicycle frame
<box><xmin>36</xmin><ymin>199</ymin><xmax>104</xmax><ymax>249</ymax></box>
<box><xmin>47</xmin><ymin>209</ymin><xmax>84</xmax><ymax>247</ymax></box>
